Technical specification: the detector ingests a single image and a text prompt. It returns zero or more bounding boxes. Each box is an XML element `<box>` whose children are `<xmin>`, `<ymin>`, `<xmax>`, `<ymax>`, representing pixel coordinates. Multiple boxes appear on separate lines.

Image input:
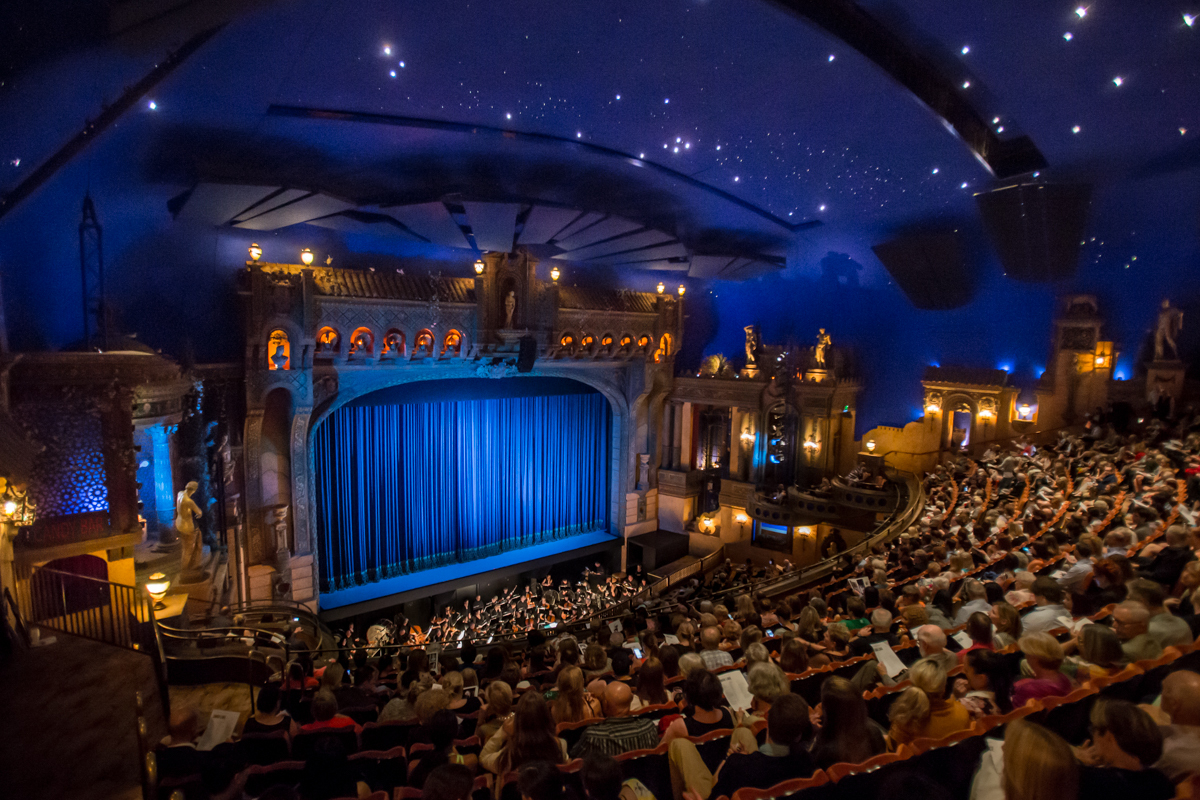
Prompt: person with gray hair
<box><xmin>679</xmin><ymin>652</ymin><xmax>705</xmax><ymax>678</ymax></box>
<box><xmin>952</xmin><ymin>579</ymin><xmax>991</xmax><ymax>625</ymax></box>
<box><xmin>699</xmin><ymin>626</ymin><xmax>734</xmax><ymax>670</ymax></box>
<box><xmin>915</xmin><ymin>625</ymin><xmax>958</xmax><ymax>673</ymax></box>
<box><xmin>744</xmin><ymin>642</ymin><xmax>771</xmax><ymax>667</ymax></box>
<box><xmin>848</xmin><ymin>608</ymin><xmax>898</xmax><ymax>657</ymax></box>
<box><xmin>1112</xmin><ymin>600</ymin><xmax>1164</xmax><ymax>663</ymax></box>
<box><xmin>741</xmin><ymin>662</ymin><xmax>791</xmax><ymax>727</ymax></box>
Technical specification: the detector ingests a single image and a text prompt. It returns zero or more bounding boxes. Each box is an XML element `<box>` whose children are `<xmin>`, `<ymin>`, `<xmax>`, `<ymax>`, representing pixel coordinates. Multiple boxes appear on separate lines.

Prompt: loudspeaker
<box><xmin>872</xmin><ymin>229</ymin><xmax>975</xmax><ymax>310</ymax></box>
<box><xmin>976</xmin><ymin>182</ymin><xmax>1091</xmax><ymax>283</ymax></box>
<box><xmin>517</xmin><ymin>336</ymin><xmax>537</xmax><ymax>373</ymax></box>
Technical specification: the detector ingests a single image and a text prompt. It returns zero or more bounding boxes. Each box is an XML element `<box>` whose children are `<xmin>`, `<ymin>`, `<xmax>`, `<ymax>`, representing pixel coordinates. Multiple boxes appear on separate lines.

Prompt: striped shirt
<box><xmin>571</xmin><ymin>716</ymin><xmax>660</xmax><ymax>758</ymax></box>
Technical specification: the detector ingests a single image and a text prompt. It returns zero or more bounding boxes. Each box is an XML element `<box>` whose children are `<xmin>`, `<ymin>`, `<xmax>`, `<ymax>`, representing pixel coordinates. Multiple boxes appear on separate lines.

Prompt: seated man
<box><xmin>157</xmin><ymin>708</ymin><xmax>207</xmax><ymax>779</ymax></box>
<box><xmin>697</xmin><ymin>626</ymin><xmax>734</xmax><ymax>670</ymax></box>
<box><xmin>668</xmin><ymin>693</ymin><xmax>816</xmax><ymax>800</ymax></box>
<box><xmin>1112</xmin><ymin>601</ymin><xmax>1165</xmax><ymax>663</ymax></box>
<box><xmin>1019</xmin><ymin>577</ymin><xmax>1070</xmax><ymax>633</ymax></box>
<box><xmin>1150</xmin><ymin>670</ymin><xmax>1200</xmax><ymax>781</ymax></box>
<box><xmin>1127</xmin><ymin>579</ymin><xmax>1193</xmax><ymax>648</ymax></box>
<box><xmin>571</xmin><ymin>682</ymin><xmax>659</xmax><ymax>758</ymax></box>
<box><xmin>848</xmin><ymin>608</ymin><xmax>899</xmax><ymax>657</ymax></box>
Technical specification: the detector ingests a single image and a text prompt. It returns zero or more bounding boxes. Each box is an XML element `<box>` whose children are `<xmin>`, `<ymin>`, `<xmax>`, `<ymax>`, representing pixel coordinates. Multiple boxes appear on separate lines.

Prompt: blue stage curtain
<box><xmin>312</xmin><ymin>391</ymin><xmax>610</xmax><ymax>591</ymax></box>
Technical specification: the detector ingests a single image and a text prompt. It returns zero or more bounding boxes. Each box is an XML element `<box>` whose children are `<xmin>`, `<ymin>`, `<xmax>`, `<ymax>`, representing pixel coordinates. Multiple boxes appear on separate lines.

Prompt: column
<box><xmin>680</xmin><ymin>402</ymin><xmax>694</xmax><ymax>472</ymax></box>
<box><xmin>728</xmin><ymin>408</ymin><xmax>742</xmax><ymax>479</ymax></box>
<box><xmin>150</xmin><ymin>425</ymin><xmax>177</xmax><ymax>535</ymax></box>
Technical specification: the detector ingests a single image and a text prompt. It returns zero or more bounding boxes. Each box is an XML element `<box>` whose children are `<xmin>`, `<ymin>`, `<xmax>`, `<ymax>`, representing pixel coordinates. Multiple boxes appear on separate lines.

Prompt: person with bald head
<box><xmin>915</xmin><ymin>625</ymin><xmax>958</xmax><ymax>673</ymax></box>
<box><xmin>698</xmin><ymin>626</ymin><xmax>734</xmax><ymax>670</ymax></box>
<box><xmin>570</xmin><ymin>680</ymin><xmax>659</xmax><ymax>758</ymax></box>
<box><xmin>1113</xmin><ymin>601</ymin><xmax>1164</xmax><ymax>662</ymax></box>
<box><xmin>1152</xmin><ymin>670</ymin><xmax>1200</xmax><ymax>780</ymax></box>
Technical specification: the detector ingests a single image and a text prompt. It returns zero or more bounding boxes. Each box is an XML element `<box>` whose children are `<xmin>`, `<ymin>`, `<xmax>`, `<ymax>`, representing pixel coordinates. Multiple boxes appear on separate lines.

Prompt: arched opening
<box><xmin>267</xmin><ymin>329</ymin><xmax>291</xmax><ymax>370</ymax></box>
<box><xmin>442</xmin><ymin>329</ymin><xmax>463</xmax><ymax>356</ymax></box>
<box><xmin>382</xmin><ymin>329</ymin><xmax>406</xmax><ymax>357</ymax></box>
<box><xmin>349</xmin><ymin>327</ymin><xmax>374</xmax><ymax>356</ymax></box>
<box><xmin>316</xmin><ymin>326</ymin><xmax>340</xmax><ymax>354</ymax></box>
<box><xmin>942</xmin><ymin>396</ymin><xmax>976</xmax><ymax>450</ymax></box>
<box><xmin>637</xmin><ymin>334</ymin><xmax>651</xmax><ymax>350</ymax></box>
<box><xmin>654</xmin><ymin>333</ymin><xmax>673</xmax><ymax>362</ymax></box>
<box><xmin>414</xmin><ymin>329</ymin><xmax>435</xmax><ymax>357</ymax></box>
<box><xmin>580</xmin><ymin>334</ymin><xmax>595</xmax><ymax>350</ymax></box>
<box><xmin>600</xmin><ymin>333</ymin><xmax>614</xmax><ymax>349</ymax></box>
<box><xmin>619</xmin><ymin>334</ymin><xmax>633</xmax><ymax>348</ymax></box>
<box><xmin>560</xmin><ymin>332</ymin><xmax>576</xmax><ymax>348</ymax></box>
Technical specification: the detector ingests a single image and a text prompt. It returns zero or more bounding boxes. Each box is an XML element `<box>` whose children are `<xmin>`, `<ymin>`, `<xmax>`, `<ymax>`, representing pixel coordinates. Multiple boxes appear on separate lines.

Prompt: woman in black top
<box><xmin>661</xmin><ymin>670</ymin><xmax>733</xmax><ymax>744</ymax></box>
<box><xmin>809</xmin><ymin>677</ymin><xmax>887</xmax><ymax>769</ymax></box>
<box><xmin>711</xmin><ymin>695</ymin><xmax>816</xmax><ymax>798</ymax></box>
<box><xmin>242</xmin><ymin>685</ymin><xmax>300</xmax><ymax>737</ymax></box>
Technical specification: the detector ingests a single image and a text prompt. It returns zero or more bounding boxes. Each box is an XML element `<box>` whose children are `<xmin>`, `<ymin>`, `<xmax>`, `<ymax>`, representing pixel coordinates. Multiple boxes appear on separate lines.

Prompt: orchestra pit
<box><xmin>3</xmin><ymin>3</ymin><xmax>1200</xmax><ymax>800</ymax></box>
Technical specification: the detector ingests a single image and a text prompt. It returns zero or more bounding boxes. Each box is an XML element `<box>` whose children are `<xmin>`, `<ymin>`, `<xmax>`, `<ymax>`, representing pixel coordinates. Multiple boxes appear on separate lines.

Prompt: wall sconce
<box><xmin>145</xmin><ymin>573</ymin><xmax>171</xmax><ymax>611</ymax></box>
<box><xmin>474</xmin><ymin>259</ymin><xmax>485</xmax><ymax>275</ymax></box>
<box><xmin>794</xmin><ymin>526</ymin><xmax>814</xmax><ymax>537</ymax></box>
<box><xmin>550</xmin><ymin>266</ymin><xmax>561</xmax><ymax>282</ymax></box>
<box><xmin>740</xmin><ymin>429</ymin><xmax>756</xmax><ymax>445</ymax></box>
<box><xmin>865</xmin><ymin>439</ymin><xmax>876</xmax><ymax>452</ymax></box>
<box><xmin>925</xmin><ymin>401</ymin><xmax>941</xmax><ymax>414</ymax></box>
<box><xmin>677</xmin><ymin>284</ymin><xmax>686</xmax><ymax>296</ymax></box>
<box><xmin>300</xmin><ymin>248</ymin><xmax>314</xmax><ymax>266</ymax></box>
<box><xmin>248</xmin><ymin>243</ymin><xmax>262</xmax><ymax>262</ymax></box>
<box><xmin>2</xmin><ymin>501</ymin><xmax>15</xmax><ymax>516</ymax></box>
<box><xmin>1094</xmin><ymin>354</ymin><xmax>1106</xmax><ymax>367</ymax></box>
<box><xmin>735</xmin><ymin>512</ymin><xmax>748</xmax><ymax>524</ymax></box>
<box><xmin>656</xmin><ymin>281</ymin><xmax>665</xmax><ymax>294</ymax></box>
<box><xmin>977</xmin><ymin>409</ymin><xmax>995</xmax><ymax>421</ymax></box>
<box><xmin>803</xmin><ymin>438</ymin><xmax>821</xmax><ymax>453</ymax></box>
<box><xmin>700</xmin><ymin>517</ymin><xmax>716</xmax><ymax>532</ymax></box>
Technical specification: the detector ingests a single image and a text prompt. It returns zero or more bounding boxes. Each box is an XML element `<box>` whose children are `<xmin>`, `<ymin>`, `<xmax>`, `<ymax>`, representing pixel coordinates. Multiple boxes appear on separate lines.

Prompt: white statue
<box><xmin>174</xmin><ymin>481</ymin><xmax>203</xmax><ymax>572</ymax></box>
<box><xmin>1154</xmin><ymin>299</ymin><xmax>1183</xmax><ymax>361</ymax></box>
<box><xmin>814</xmin><ymin>328</ymin><xmax>831</xmax><ymax>368</ymax></box>
<box><xmin>504</xmin><ymin>291</ymin><xmax>516</xmax><ymax>329</ymax></box>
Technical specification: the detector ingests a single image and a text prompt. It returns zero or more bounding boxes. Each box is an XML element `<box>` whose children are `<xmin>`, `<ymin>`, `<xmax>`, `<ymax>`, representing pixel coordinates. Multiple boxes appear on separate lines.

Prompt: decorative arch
<box><xmin>349</xmin><ymin>327</ymin><xmax>374</xmax><ymax>356</ymax></box>
<box><xmin>636</xmin><ymin>334</ymin><xmax>652</xmax><ymax>350</ymax></box>
<box><xmin>414</xmin><ymin>329</ymin><xmax>435</xmax><ymax>358</ymax></box>
<box><xmin>267</xmin><ymin>329</ymin><xmax>291</xmax><ymax>370</ymax></box>
<box><xmin>942</xmin><ymin>393</ymin><xmax>979</xmax><ymax>451</ymax></box>
<box><xmin>619</xmin><ymin>334</ymin><xmax>633</xmax><ymax>349</ymax></box>
<box><xmin>316</xmin><ymin>326</ymin><xmax>340</xmax><ymax>354</ymax></box>
<box><xmin>442</xmin><ymin>329</ymin><xmax>464</xmax><ymax>357</ymax></box>
<box><xmin>654</xmin><ymin>333</ymin><xmax>673</xmax><ymax>362</ymax></box>
<box><xmin>381</xmin><ymin>329</ymin><xmax>406</xmax><ymax>357</ymax></box>
<box><xmin>600</xmin><ymin>333</ymin><xmax>615</xmax><ymax>350</ymax></box>
<box><xmin>559</xmin><ymin>332</ymin><xmax>576</xmax><ymax>348</ymax></box>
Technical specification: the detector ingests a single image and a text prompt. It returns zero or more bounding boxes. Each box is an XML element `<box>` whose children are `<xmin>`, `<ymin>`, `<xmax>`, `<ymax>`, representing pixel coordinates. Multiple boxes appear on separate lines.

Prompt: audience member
<box><xmin>571</xmin><ymin>682</ymin><xmax>658</xmax><ymax>758</ymax></box>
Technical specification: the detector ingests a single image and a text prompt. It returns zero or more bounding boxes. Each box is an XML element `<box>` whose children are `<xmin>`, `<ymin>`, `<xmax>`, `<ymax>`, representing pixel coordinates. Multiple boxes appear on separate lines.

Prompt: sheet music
<box><xmin>197</xmin><ymin>709</ymin><xmax>239</xmax><ymax>751</ymax></box>
<box><xmin>662</xmin><ymin>634</ymin><xmax>680</xmax><ymax>645</ymax></box>
<box><xmin>607</xmin><ymin>619</ymin><xmax>623</xmax><ymax>633</ymax></box>
<box><xmin>872</xmin><ymin>641</ymin><xmax>907</xmax><ymax>679</ymax></box>
<box><xmin>952</xmin><ymin>631</ymin><xmax>974</xmax><ymax>649</ymax></box>
<box><xmin>718</xmin><ymin>670</ymin><xmax>754</xmax><ymax>711</ymax></box>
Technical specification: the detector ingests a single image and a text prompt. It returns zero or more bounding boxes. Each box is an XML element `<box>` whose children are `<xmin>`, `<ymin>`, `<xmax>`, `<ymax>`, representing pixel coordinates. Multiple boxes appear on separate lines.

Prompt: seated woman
<box><xmin>583</xmin><ymin>644</ymin><xmax>612</xmax><ymax>680</ymax></box>
<box><xmin>442</xmin><ymin>671</ymin><xmax>482</xmax><ymax>715</ymax></box>
<box><xmin>778</xmin><ymin>637</ymin><xmax>809</xmax><ymax>674</ymax></box>
<box><xmin>814</xmin><ymin>622</ymin><xmax>853</xmax><ymax>662</ymax></box>
<box><xmin>661</xmin><ymin>670</ymin><xmax>734</xmax><ymax>745</ymax></box>
<box><xmin>408</xmin><ymin>709</ymin><xmax>479</xmax><ymax>789</ymax></box>
<box><xmin>887</xmin><ymin>660</ymin><xmax>971</xmax><ymax>746</ymax></box>
<box><xmin>990</xmin><ymin>602</ymin><xmax>1023</xmax><ymax>650</ymax></box>
<box><xmin>242</xmin><ymin>685</ymin><xmax>300</xmax><ymax>737</ymax></box>
<box><xmin>1069</xmin><ymin>624</ymin><xmax>1127</xmax><ymax>683</ymax></box>
<box><xmin>1072</xmin><ymin>698</ymin><xmax>1174</xmax><ymax>800</ymax></box>
<box><xmin>550</xmin><ymin>665</ymin><xmax>603</xmax><ymax>724</ymax></box>
<box><xmin>480</xmin><ymin>692</ymin><xmax>569</xmax><ymax>775</ymax></box>
<box><xmin>955</xmin><ymin>649</ymin><xmax>1013</xmax><ymax>720</ymax></box>
<box><xmin>1012</xmin><ymin>633</ymin><xmax>1073</xmax><ymax>707</ymax></box>
<box><xmin>632</xmin><ymin>657</ymin><xmax>669</xmax><ymax>710</ymax></box>
<box><xmin>475</xmin><ymin>681</ymin><xmax>512</xmax><ymax>745</ymax></box>
<box><xmin>809</xmin><ymin>676</ymin><xmax>887</xmax><ymax>769</ymax></box>
<box><xmin>957</xmin><ymin>612</ymin><xmax>995</xmax><ymax>661</ymax></box>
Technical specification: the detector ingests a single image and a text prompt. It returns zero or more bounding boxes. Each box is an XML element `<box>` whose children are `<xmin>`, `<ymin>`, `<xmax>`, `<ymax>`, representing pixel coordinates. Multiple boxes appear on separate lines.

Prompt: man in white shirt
<box><xmin>1020</xmin><ymin>577</ymin><xmax>1071</xmax><ymax>633</ymax></box>
<box><xmin>1057</xmin><ymin>540</ymin><xmax>1096</xmax><ymax>593</ymax></box>
<box><xmin>952</xmin><ymin>580</ymin><xmax>992</xmax><ymax>626</ymax></box>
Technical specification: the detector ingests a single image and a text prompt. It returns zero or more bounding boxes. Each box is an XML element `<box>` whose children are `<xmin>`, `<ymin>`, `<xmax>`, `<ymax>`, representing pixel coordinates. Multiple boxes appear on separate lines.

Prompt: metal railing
<box><xmin>18</xmin><ymin>566</ymin><xmax>170</xmax><ymax>715</ymax></box>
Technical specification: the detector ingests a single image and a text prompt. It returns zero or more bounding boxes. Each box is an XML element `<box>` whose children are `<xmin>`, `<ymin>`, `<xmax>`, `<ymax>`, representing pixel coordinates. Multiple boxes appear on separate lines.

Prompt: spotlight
<box><xmin>248</xmin><ymin>243</ymin><xmax>262</xmax><ymax>262</ymax></box>
<box><xmin>300</xmin><ymin>248</ymin><xmax>314</xmax><ymax>265</ymax></box>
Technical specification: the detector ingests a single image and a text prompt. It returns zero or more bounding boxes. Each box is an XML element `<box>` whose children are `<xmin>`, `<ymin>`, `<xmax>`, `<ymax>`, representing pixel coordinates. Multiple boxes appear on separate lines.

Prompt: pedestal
<box><xmin>1146</xmin><ymin>360</ymin><xmax>1186</xmax><ymax>404</ymax></box>
<box><xmin>804</xmin><ymin>369</ymin><xmax>831</xmax><ymax>383</ymax></box>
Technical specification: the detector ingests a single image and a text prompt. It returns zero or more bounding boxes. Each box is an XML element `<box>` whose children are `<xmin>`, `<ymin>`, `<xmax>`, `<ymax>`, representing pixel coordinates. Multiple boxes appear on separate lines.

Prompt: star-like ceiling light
<box><xmin>148</xmin><ymin>100</ymin><xmax>157</xmax><ymax>110</ymax></box>
<box><xmin>1063</xmin><ymin>32</ymin><xmax>1074</xmax><ymax>41</ymax></box>
<box><xmin>1184</xmin><ymin>13</ymin><xmax>1196</xmax><ymax>27</ymax></box>
<box><xmin>1112</xmin><ymin>76</ymin><xmax>1124</xmax><ymax>86</ymax></box>
<box><xmin>1075</xmin><ymin>6</ymin><xmax>1088</xmax><ymax>18</ymax></box>
<box><xmin>1073</xmin><ymin>125</ymin><xmax>1082</xmax><ymax>133</ymax></box>
<box><xmin>961</xmin><ymin>45</ymin><xmax>970</xmax><ymax>54</ymax></box>
<box><xmin>962</xmin><ymin>81</ymin><xmax>971</xmax><ymax>89</ymax></box>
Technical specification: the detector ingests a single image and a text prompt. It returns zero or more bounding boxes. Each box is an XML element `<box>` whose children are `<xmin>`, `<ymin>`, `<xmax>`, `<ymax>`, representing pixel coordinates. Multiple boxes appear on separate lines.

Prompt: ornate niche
<box><xmin>267</xmin><ymin>330</ymin><xmax>291</xmax><ymax>370</ymax></box>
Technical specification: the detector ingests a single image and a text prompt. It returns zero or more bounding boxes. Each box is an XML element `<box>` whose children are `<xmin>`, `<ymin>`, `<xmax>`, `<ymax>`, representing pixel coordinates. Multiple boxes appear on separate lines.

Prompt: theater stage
<box><xmin>318</xmin><ymin>529</ymin><xmax>620</xmax><ymax>621</ymax></box>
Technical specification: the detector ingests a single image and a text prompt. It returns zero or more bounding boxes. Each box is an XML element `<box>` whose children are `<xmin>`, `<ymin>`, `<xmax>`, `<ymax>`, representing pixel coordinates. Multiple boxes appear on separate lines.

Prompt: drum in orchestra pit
<box><xmin>366</xmin><ymin>620</ymin><xmax>396</xmax><ymax>655</ymax></box>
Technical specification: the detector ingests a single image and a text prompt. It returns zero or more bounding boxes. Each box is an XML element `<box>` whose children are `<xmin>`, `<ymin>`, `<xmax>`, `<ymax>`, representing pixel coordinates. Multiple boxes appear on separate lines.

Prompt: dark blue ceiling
<box><xmin>0</xmin><ymin>0</ymin><xmax>1197</xmax><ymax>429</ymax></box>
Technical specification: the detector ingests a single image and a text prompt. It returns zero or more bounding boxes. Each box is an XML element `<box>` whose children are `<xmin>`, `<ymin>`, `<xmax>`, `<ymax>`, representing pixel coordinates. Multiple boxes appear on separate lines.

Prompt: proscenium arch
<box><xmin>302</xmin><ymin>366</ymin><xmax>635</xmax><ymax>567</ymax></box>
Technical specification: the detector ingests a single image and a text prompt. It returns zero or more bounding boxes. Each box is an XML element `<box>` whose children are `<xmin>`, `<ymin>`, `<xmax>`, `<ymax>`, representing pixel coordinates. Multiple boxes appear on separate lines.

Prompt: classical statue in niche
<box><xmin>504</xmin><ymin>291</ymin><xmax>516</xmax><ymax>329</ymax></box>
<box><xmin>814</xmin><ymin>328</ymin><xmax>832</xmax><ymax>368</ymax></box>
<box><xmin>270</xmin><ymin>343</ymin><xmax>289</xmax><ymax>370</ymax></box>
<box><xmin>743</xmin><ymin>325</ymin><xmax>760</xmax><ymax>369</ymax></box>
<box><xmin>1154</xmin><ymin>299</ymin><xmax>1184</xmax><ymax>361</ymax></box>
<box><xmin>175</xmin><ymin>481</ymin><xmax>203</xmax><ymax>572</ymax></box>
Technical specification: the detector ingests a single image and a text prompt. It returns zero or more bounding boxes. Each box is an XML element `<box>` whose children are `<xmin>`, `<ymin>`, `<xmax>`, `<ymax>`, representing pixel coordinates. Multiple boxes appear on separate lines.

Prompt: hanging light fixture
<box><xmin>248</xmin><ymin>243</ymin><xmax>262</xmax><ymax>262</ymax></box>
<box><xmin>300</xmin><ymin>248</ymin><xmax>314</xmax><ymax>265</ymax></box>
<box><xmin>677</xmin><ymin>284</ymin><xmax>686</xmax><ymax>296</ymax></box>
<box><xmin>656</xmin><ymin>281</ymin><xmax>665</xmax><ymax>294</ymax></box>
<box><xmin>550</xmin><ymin>266</ymin><xmax>561</xmax><ymax>282</ymax></box>
<box><xmin>474</xmin><ymin>258</ymin><xmax>485</xmax><ymax>275</ymax></box>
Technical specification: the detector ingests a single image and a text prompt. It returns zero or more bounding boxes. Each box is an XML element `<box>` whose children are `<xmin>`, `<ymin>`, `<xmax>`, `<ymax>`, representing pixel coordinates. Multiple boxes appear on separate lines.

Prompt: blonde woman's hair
<box><xmin>486</xmin><ymin>680</ymin><xmax>513</xmax><ymax>716</ymax></box>
<box><xmin>909</xmin><ymin>659</ymin><xmax>948</xmax><ymax>696</ymax></box>
<box><xmin>1019</xmin><ymin>632</ymin><xmax>1065</xmax><ymax>671</ymax></box>
<box><xmin>441</xmin><ymin>670</ymin><xmax>464</xmax><ymax>699</ymax></box>
<box><xmin>888</xmin><ymin>686</ymin><xmax>931</xmax><ymax>734</ymax></box>
<box><xmin>736</xmin><ymin>594</ymin><xmax>756</xmax><ymax>617</ymax></box>
<box><xmin>550</xmin><ymin>665</ymin><xmax>589</xmax><ymax>723</ymax></box>
<box><xmin>1002</xmin><ymin>719</ymin><xmax>1078</xmax><ymax>800</ymax></box>
<box><xmin>679</xmin><ymin>652</ymin><xmax>705</xmax><ymax>678</ymax></box>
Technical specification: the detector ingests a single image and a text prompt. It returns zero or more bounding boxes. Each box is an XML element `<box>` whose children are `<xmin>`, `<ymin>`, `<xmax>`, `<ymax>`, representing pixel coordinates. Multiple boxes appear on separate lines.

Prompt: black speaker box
<box><xmin>517</xmin><ymin>336</ymin><xmax>537</xmax><ymax>372</ymax></box>
<box><xmin>976</xmin><ymin>182</ymin><xmax>1092</xmax><ymax>283</ymax></box>
<box><xmin>872</xmin><ymin>229</ymin><xmax>974</xmax><ymax>310</ymax></box>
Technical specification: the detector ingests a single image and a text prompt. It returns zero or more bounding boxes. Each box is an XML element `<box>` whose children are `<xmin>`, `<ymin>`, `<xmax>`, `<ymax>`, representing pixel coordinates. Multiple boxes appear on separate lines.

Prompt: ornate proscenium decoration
<box><xmin>925</xmin><ymin>391</ymin><xmax>943</xmax><ymax>414</ymax></box>
<box><xmin>977</xmin><ymin>396</ymin><xmax>997</xmax><ymax>422</ymax></box>
<box><xmin>474</xmin><ymin>259</ymin><xmax>485</xmax><ymax>275</ymax></box>
<box><xmin>249</xmin><ymin>243</ymin><xmax>262</xmax><ymax>262</ymax></box>
<box><xmin>145</xmin><ymin>572</ymin><xmax>170</xmax><ymax>610</ymax></box>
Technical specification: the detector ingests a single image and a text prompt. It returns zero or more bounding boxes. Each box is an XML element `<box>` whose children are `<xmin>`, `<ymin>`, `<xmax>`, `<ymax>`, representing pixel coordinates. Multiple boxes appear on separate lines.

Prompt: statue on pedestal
<box><xmin>504</xmin><ymin>291</ymin><xmax>516</xmax><ymax>329</ymax></box>
<box><xmin>814</xmin><ymin>328</ymin><xmax>832</xmax><ymax>368</ymax></box>
<box><xmin>743</xmin><ymin>325</ymin><xmax>760</xmax><ymax>374</ymax></box>
<box><xmin>636</xmin><ymin>454</ymin><xmax>650</xmax><ymax>491</ymax></box>
<box><xmin>174</xmin><ymin>481</ymin><xmax>203</xmax><ymax>573</ymax></box>
<box><xmin>1154</xmin><ymin>300</ymin><xmax>1184</xmax><ymax>361</ymax></box>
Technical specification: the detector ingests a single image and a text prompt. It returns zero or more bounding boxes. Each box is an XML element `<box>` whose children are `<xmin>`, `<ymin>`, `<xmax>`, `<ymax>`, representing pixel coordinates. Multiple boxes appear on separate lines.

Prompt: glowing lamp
<box><xmin>925</xmin><ymin>402</ymin><xmax>941</xmax><ymax>414</ymax></box>
<box><xmin>977</xmin><ymin>409</ymin><xmax>995</xmax><ymax>421</ymax></box>
<box><xmin>474</xmin><ymin>259</ymin><xmax>485</xmax><ymax>275</ymax></box>
<box><xmin>735</xmin><ymin>512</ymin><xmax>748</xmax><ymax>524</ymax></box>
<box><xmin>656</xmin><ymin>281</ymin><xmax>665</xmax><ymax>294</ymax></box>
<box><xmin>1018</xmin><ymin>403</ymin><xmax>1032</xmax><ymax>420</ymax></box>
<box><xmin>550</xmin><ymin>266</ymin><xmax>561</xmax><ymax>282</ymax></box>
<box><xmin>677</xmin><ymin>284</ymin><xmax>686</xmax><ymax>296</ymax></box>
<box><xmin>248</xmin><ymin>243</ymin><xmax>262</xmax><ymax>262</ymax></box>
<box><xmin>740</xmin><ymin>430</ymin><xmax>756</xmax><ymax>444</ymax></box>
<box><xmin>300</xmin><ymin>248</ymin><xmax>314</xmax><ymax>266</ymax></box>
<box><xmin>145</xmin><ymin>572</ymin><xmax>171</xmax><ymax>611</ymax></box>
<box><xmin>803</xmin><ymin>439</ymin><xmax>820</xmax><ymax>453</ymax></box>
<box><xmin>1094</xmin><ymin>355</ymin><xmax>1106</xmax><ymax>367</ymax></box>
<box><xmin>865</xmin><ymin>440</ymin><xmax>876</xmax><ymax>452</ymax></box>
<box><xmin>795</xmin><ymin>526</ymin><xmax>814</xmax><ymax>537</ymax></box>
